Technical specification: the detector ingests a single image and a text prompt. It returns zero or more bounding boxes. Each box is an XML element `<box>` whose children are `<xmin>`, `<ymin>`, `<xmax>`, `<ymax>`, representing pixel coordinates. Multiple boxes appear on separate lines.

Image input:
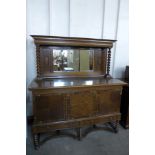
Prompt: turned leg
<box><xmin>114</xmin><ymin>121</ymin><xmax>119</xmax><ymax>133</ymax></box>
<box><xmin>77</xmin><ymin>128</ymin><xmax>82</xmax><ymax>140</ymax></box>
<box><xmin>33</xmin><ymin>134</ymin><xmax>40</xmax><ymax>150</ymax></box>
<box><xmin>109</xmin><ymin>120</ymin><xmax>119</xmax><ymax>133</ymax></box>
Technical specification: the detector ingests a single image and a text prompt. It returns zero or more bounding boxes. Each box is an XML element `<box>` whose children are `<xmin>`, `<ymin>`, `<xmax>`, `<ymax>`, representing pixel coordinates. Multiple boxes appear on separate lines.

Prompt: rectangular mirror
<box><xmin>53</xmin><ymin>49</ymin><xmax>94</xmax><ymax>72</ymax></box>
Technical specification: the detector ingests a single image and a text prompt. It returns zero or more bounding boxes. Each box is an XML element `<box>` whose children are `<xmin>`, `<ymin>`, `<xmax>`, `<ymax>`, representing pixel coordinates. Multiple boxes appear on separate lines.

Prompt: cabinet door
<box><xmin>70</xmin><ymin>91</ymin><xmax>96</xmax><ymax>119</ymax></box>
<box><xmin>34</xmin><ymin>94</ymin><xmax>65</xmax><ymax>122</ymax></box>
<box><xmin>96</xmin><ymin>89</ymin><xmax>121</xmax><ymax>115</ymax></box>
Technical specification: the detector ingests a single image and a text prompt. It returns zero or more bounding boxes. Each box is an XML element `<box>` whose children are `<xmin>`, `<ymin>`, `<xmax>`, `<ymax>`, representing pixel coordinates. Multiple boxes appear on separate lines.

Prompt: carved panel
<box><xmin>102</xmin><ymin>48</ymin><xmax>107</xmax><ymax>74</ymax></box>
<box><xmin>35</xmin><ymin>93</ymin><xmax>65</xmax><ymax>122</ymax></box>
<box><xmin>96</xmin><ymin>89</ymin><xmax>121</xmax><ymax>115</ymax></box>
<box><xmin>93</xmin><ymin>48</ymin><xmax>107</xmax><ymax>74</ymax></box>
<box><xmin>93</xmin><ymin>49</ymin><xmax>102</xmax><ymax>71</ymax></box>
<box><xmin>40</xmin><ymin>46</ymin><xmax>53</xmax><ymax>74</ymax></box>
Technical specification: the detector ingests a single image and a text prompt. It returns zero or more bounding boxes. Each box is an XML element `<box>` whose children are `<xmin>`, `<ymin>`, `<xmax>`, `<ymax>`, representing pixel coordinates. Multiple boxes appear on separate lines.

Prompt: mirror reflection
<box><xmin>53</xmin><ymin>49</ymin><xmax>94</xmax><ymax>72</ymax></box>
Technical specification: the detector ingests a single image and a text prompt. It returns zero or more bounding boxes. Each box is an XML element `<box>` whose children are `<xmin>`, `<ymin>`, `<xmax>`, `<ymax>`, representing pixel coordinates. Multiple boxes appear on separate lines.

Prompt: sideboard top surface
<box><xmin>29</xmin><ymin>78</ymin><xmax>127</xmax><ymax>90</ymax></box>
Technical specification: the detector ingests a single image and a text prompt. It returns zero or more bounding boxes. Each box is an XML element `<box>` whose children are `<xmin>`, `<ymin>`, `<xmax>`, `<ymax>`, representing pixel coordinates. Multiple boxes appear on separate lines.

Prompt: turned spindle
<box><xmin>109</xmin><ymin>120</ymin><xmax>119</xmax><ymax>133</ymax></box>
<box><xmin>36</xmin><ymin>45</ymin><xmax>41</xmax><ymax>77</ymax></box>
<box><xmin>33</xmin><ymin>134</ymin><xmax>40</xmax><ymax>150</ymax></box>
<box><xmin>105</xmin><ymin>48</ymin><xmax>112</xmax><ymax>78</ymax></box>
<box><xmin>77</xmin><ymin>128</ymin><xmax>82</xmax><ymax>140</ymax></box>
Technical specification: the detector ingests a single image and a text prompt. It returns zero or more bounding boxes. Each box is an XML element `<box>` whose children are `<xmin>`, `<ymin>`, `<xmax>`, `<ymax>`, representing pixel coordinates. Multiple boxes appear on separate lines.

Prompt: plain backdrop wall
<box><xmin>26</xmin><ymin>0</ymin><xmax>129</xmax><ymax>102</ymax></box>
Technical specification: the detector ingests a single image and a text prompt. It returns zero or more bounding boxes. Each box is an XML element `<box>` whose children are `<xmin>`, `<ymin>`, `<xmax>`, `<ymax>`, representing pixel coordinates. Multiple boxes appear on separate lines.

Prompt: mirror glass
<box><xmin>53</xmin><ymin>49</ymin><xmax>94</xmax><ymax>72</ymax></box>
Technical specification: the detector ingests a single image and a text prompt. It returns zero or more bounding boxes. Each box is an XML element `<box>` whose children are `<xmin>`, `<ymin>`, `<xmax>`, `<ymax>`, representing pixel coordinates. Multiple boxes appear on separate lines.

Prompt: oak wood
<box><xmin>37</xmin><ymin>46</ymin><xmax>108</xmax><ymax>78</ymax></box>
<box><xmin>29</xmin><ymin>35</ymin><xmax>126</xmax><ymax>149</ymax></box>
<box><xmin>31</xmin><ymin>35</ymin><xmax>116</xmax><ymax>48</ymax></box>
<box><xmin>29</xmin><ymin>78</ymin><xmax>126</xmax><ymax>90</ymax></box>
<box><xmin>31</xmin><ymin>35</ymin><xmax>115</xmax><ymax>78</ymax></box>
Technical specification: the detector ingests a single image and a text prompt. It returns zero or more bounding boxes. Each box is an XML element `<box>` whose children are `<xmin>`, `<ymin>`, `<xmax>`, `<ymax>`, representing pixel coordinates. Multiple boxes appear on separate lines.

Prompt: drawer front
<box><xmin>34</xmin><ymin>93</ymin><xmax>65</xmax><ymax>122</ymax></box>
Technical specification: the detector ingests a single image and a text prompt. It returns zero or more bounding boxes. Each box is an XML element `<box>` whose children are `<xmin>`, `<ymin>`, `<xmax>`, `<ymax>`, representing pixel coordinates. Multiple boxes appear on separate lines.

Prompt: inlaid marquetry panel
<box><xmin>70</xmin><ymin>91</ymin><xmax>96</xmax><ymax>119</ymax></box>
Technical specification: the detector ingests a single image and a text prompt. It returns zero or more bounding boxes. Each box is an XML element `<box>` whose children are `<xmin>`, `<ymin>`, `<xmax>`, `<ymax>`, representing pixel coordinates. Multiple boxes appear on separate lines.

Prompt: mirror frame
<box><xmin>39</xmin><ymin>46</ymin><xmax>107</xmax><ymax>78</ymax></box>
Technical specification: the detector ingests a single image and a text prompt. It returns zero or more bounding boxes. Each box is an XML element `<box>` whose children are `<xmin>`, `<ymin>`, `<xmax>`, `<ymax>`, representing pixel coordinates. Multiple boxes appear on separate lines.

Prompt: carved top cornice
<box><xmin>31</xmin><ymin>35</ymin><xmax>116</xmax><ymax>48</ymax></box>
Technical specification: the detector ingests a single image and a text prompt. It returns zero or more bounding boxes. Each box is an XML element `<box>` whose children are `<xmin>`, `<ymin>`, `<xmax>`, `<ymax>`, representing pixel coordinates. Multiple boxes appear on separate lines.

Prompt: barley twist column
<box><xmin>36</xmin><ymin>45</ymin><xmax>41</xmax><ymax>78</ymax></box>
<box><xmin>105</xmin><ymin>48</ymin><xmax>112</xmax><ymax>78</ymax></box>
<box><xmin>33</xmin><ymin>134</ymin><xmax>40</xmax><ymax>150</ymax></box>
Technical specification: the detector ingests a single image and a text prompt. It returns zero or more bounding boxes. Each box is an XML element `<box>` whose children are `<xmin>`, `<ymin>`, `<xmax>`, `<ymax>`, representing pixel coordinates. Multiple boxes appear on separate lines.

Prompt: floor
<box><xmin>26</xmin><ymin>124</ymin><xmax>129</xmax><ymax>155</ymax></box>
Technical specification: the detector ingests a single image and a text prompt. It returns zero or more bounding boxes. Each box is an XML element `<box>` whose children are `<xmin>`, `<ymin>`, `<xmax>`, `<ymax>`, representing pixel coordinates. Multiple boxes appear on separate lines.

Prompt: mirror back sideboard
<box><xmin>29</xmin><ymin>35</ymin><xmax>127</xmax><ymax>149</ymax></box>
